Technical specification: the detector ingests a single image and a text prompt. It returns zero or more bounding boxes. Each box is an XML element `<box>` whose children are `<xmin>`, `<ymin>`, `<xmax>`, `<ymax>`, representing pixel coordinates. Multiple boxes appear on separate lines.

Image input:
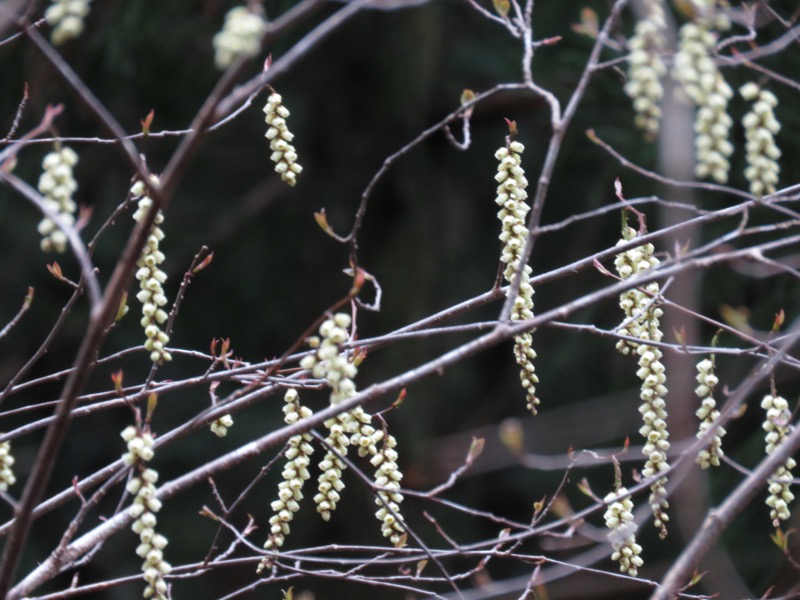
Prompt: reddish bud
<box><xmin>111</xmin><ymin>369</ymin><xmax>124</xmax><ymax>394</ymax></box>
<box><xmin>773</xmin><ymin>308</ymin><xmax>785</xmax><ymax>332</ymax></box>
<box><xmin>193</xmin><ymin>251</ymin><xmax>214</xmax><ymax>274</ymax></box>
<box><xmin>47</xmin><ymin>262</ymin><xmax>64</xmax><ymax>281</ymax></box>
<box><xmin>504</xmin><ymin>117</ymin><xmax>518</xmax><ymax>137</ymax></box>
<box><xmin>141</xmin><ymin>109</ymin><xmax>155</xmax><ymax>136</ymax></box>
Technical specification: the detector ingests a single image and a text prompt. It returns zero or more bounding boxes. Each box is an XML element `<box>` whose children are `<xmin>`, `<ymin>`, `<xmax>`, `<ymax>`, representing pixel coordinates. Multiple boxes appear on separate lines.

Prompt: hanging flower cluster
<box><xmin>672</xmin><ymin>5</ymin><xmax>734</xmax><ymax>183</ymax></box>
<box><xmin>494</xmin><ymin>139</ymin><xmax>539</xmax><ymax>414</ymax></box>
<box><xmin>761</xmin><ymin>394</ymin><xmax>796</xmax><ymax>527</ymax></box>
<box><xmin>297</xmin><ymin>313</ymin><xmax>406</xmax><ymax>542</ymax></box>
<box><xmin>695</xmin><ymin>358</ymin><xmax>725</xmax><ymax>468</ymax></box>
<box><xmin>45</xmin><ymin>0</ymin><xmax>92</xmax><ymax>45</ymax></box>
<box><xmin>300</xmin><ymin>314</ymin><xmax>358</xmax><ymax>522</ymax></box>
<box><xmin>121</xmin><ymin>425</ymin><xmax>171</xmax><ymax>599</ymax></box>
<box><xmin>131</xmin><ymin>179</ymin><xmax>172</xmax><ymax>365</ymax></box>
<box><xmin>264</xmin><ymin>93</ymin><xmax>303</xmax><ymax>187</ymax></box>
<box><xmin>604</xmin><ymin>488</ymin><xmax>643</xmax><ymax>577</ymax></box>
<box><xmin>370</xmin><ymin>431</ymin><xmax>404</xmax><ymax>544</ymax></box>
<box><xmin>614</xmin><ymin>224</ymin><xmax>669</xmax><ymax>539</ymax></box>
<box><xmin>0</xmin><ymin>439</ymin><xmax>16</xmax><ymax>492</ymax></box>
<box><xmin>212</xmin><ymin>5</ymin><xmax>266</xmax><ymax>70</ymax></box>
<box><xmin>624</xmin><ymin>0</ymin><xmax>666</xmax><ymax>138</ymax></box>
<box><xmin>263</xmin><ymin>388</ymin><xmax>315</xmax><ymax>551</ymax></box>
<box><xmin>740</xmin><ymin>83</ymin><xmax>781</xmax><ymax>197</ymax></box>
<box><xmin>37</xmin><ymin>146</ymin><xmax>79</xmax><ymax>253</ymax></box>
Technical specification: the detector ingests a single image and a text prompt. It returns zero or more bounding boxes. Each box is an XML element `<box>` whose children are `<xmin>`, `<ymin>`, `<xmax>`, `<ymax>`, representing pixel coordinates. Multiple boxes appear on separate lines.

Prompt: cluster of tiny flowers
<box><xmin>672</xmin><ymin>9</ymin><xmax>734</xmax><ymax>183</ymax></box>
<box><xmin>264</xmin><ymin>389</ymin><xmax>314</xmax><ymax>551</ymax></box>
<box><xmin>0</xmin><ymin>440</ymin><xmax>16</xmax><ymax>492</ymax></box>
<box><xmin>348</xmin><ymin>408</ymin><xmax>405</xmax><ymax>543</ymax></box>
<box><xmin>45</xmin><ymin>0</ymin><xmax>91</xmax><ymax>45</ymax></box>
<box><xmin>300</xmin><ymin>314</ymin><xmax>359</xmax><ymax>521</ymax></box>
<box><xmin>624</xmin><ymin>0</ymin><xmax>667</xmax><ymax>138</ymax></box>
<box><xmin>614</xmin><ymin>226</ymin><xmax>662</xmax><ymax>353</ymax></box>
<box><xmin>615</xmin><ymin>226</ymin><xmax>669</xmax><ymax>538</ymax></box>
<box><xmin>298</xmin><ymin>314</ymin><xmax>406</xmax><ymax>539</ymax></box>
<box><xmin>494</xmin><ymin>141</ymin><xmax>539</xmax><ymax>413</ymax></box>
<box><xmin>37</xmin><ymin>147</ymin><xmax>79</xmax><ymax>253</ymax></box>
<box><xmin>131</xmin><ymin>180</ymin><xmax>172</xmax><ymax>365</ymax></box>
<box><xmin>695</xmin><ymin>358</ymin><xmax>725</xmax><ymax>468</ymax></box>
<box><xmin>604</xmin><ymin>489</ymin><xmax>644</xmax><ymax>577</ymax></box>
<box><xmin>761</xmin><ymin>394</ymin><xmax>796</xmax><ymax>527</ymax></box>
<box><xmin>371</xmin><ymin>432</ymin><xmax>405</xmax><ymax>544</ymax></box>
<box><xmin>210</xmin><ymin>414</ymin><xmax>233</xmax><ymax>437</ymax></box>
<box><xmin>264</xmin><ymin>93</ymin><xmax>303</xmax><ymax>187</ymax></box>
<box><xmin>740</xmin><ymin>83</ymin><xmax>781</xmax><ymax>197</ymax></box>
<box><xmin>212</xmin><ymin>6</ymin><xmax>266</xmax><ymax>70</ymax></box>
<box><xmin>121</xmin><ymin>426</ymin><xmax>171</xmax><ymax>599</ymax></box>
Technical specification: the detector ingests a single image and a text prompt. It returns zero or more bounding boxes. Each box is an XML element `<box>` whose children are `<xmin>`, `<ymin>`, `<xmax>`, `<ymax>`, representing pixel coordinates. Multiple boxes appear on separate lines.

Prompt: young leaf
<box><xmin>467</xmin><ymin>436</ymin><xmax>485</xmax><ymax>464</ymax></box>
<box><xmin>314</xmin><ymin>209</ymin><xmax>333</xmax><ymax>236</ymax></box>
<box><xmin>773</xmin><ymin>308</ymin><xmax>785</xmax><ymax>332</ymax></box>
<box><xmin>415</xmin><ymin>559</ymin><xmax>428</xmax><ymax>577</ymax></box>
<box><xmin>571</xmin><ymin>7</ymin><xmax>599</xmax><ymax>38</ymax></box>
<box><xmin>146</xmin><ymin>392</ymin><xmax>158</xmax><ymax>423</ymax></box>
<box><xmin>493</xmin><ymin>0</ymin><xmax>510</xmax><ymax>18</ymax></box>
<box><xmin>115</xmin><ymin>290</ymin><xmax>129</xmax><ymax>322</ymax></box>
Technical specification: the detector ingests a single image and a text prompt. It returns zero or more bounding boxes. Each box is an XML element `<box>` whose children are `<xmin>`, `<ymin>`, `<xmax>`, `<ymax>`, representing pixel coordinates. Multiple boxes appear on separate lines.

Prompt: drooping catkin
<box><xmin>671</xmin><ymin>2</ymin><xmax>734</xmax><ymax>183</ymax></box>
<box><xmin>624</xmin><ymin>0</ymin><xmax>667</xmax><ymax>138</ymax></box>
<box><xmin>614</xmin><ymin>224</ymin><xmax>669</xmax><ymax>538</ymax></box>
<box><xmin>494</xmin><ymin>139</ymin><xmax>539</xmax><ymax>413</ymax></box>
<box><xmin>263</xmin><ymin>389</ymin><xmax>315</xmax><ymax>552</ymax></box>
<box><xmin>298</xmin><ymin>314</ymin><xmax>406</xmax><ymax>542</ymax></box>
<box><xmin>264</xmin><ymin>93</ymin><xmax>303</xmax><ymax>187</ymax></box>
<box><xmin>604</xmin><ymin>488</ymin><xmax>644</xmax><ymax>577</ymax></box>
<box><xmin>37</xmin><ymin>147</ymin><xmax>79</xmax><ymax>253</ymax></box>
<box><xmin>740</xmin><ymin>83</ymin><xmax>781</xmax><ymax>197</ymax></box>
<box><xmin>121</xmin><ymin>425</ymin><xmax>171</xmax><ymax>599</ymax></box>
<box><xmin>761</xmin><ymin>394</ymin><xmax>795</xmax><ymax>527</ymax></box>
<box><xmin>131</xmin><ymin>179</ymin><xmax>172</xmax><ymax>365</ymax></box>
<box><xmin>695</xmin><ymin>358</ymin><xmax>725</xmax><ymax>468</ymax></box>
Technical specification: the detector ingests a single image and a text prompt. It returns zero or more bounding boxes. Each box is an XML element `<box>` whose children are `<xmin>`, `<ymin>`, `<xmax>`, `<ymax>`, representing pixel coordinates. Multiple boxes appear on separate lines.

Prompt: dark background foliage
<box><xmin>1</xmin><ymin>0</ymin><xmax>800</xmax><ymax>598</ymax></box>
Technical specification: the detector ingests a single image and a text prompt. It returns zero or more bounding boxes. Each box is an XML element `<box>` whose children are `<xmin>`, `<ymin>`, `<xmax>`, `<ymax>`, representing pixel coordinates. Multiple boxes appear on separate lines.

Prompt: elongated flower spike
<box><xmin>264</xmin><ymin>92</ymin><xmax>303</xmax><ymax>187</ymax></box>
<box><xmin>740</xmin><ymin>82</ymin><xmax>781</xmax><ymax>197</ymax></box>
<box><xmin>0</xmin><ymin>439</ymin><xmax>16</xmax><ymax>492</ymax></box>
<box><xmin>37</xmin><ymin>146</ymin><xmax>79</xmax><ymax>253</ymax></box>
<box><xmin>604</xmin><ymin>488</ymin><xmax>644</xmax><ymax>577</ymax></box>
<box><xmin>131</xmin><ymin>178</ymin><xmax>172</xmax><ymax>365</ymax></box>
<box><xmin>494</xmin><ymin>132</ymin><xmax>539</xmax><ymax>413</ymax></box>
<box><xmin>761</xmin><ymin>393</ymin><xmax>796</xmax><ymax>527</ymax></box>
<box><xmin>614</xmin><ymin>219</ymin><xmax>670</xmax><ymax>539</ymax></box>
<box><xmin>625</xmin><ymin>0</ymin><xmax>667</xmax><ymax>138</ymax></box>
<box><xmin>298</xmin><ymin>313</ymin><xmax>406</xmax><ymax>543</ymax></box>
<box><xmin>672</xmin><ymin>0</ymin><xmax>734</xmax><ymax>183</ymax></box>
<box><xmin>263</xmin><ymin>388</ymin><xmax>315</xmax><ymax>552</ymax></box>
<box><xmin>695</xmin><ymin>357</ymin><xmax>725</xmax><ymax>468</ymax></box>
<box><xmin>121</xmin><ymin>425</ymin><xmax>171</xmax><ymax>599</ymax></box>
